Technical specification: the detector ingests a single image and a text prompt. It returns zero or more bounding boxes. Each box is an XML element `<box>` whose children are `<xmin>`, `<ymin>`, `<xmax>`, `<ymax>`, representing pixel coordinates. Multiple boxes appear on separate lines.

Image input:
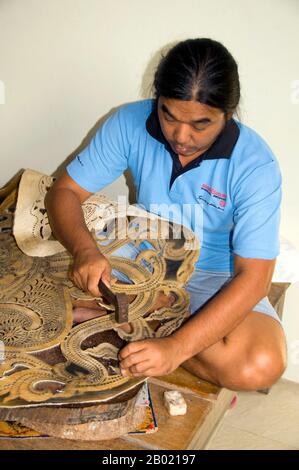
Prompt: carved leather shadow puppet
<box><xmin>0</xmin><ymin>170</ymin><xmax>199</xmax><ymax>439</ymax></box>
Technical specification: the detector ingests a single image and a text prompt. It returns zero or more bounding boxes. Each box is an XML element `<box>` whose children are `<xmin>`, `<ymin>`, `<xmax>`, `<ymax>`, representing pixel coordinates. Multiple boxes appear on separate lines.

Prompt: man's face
<box><xmin>157</xmin><ymin>97</ymin><xmax>229</xmax><ymax>160</ymax></box>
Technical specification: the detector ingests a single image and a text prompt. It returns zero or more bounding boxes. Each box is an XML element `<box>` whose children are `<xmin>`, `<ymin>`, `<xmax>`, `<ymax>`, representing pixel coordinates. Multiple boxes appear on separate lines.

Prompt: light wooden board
<box><xmin>0</xmin><ymin>436</ymin><xmax>142</xmax><ymax>450</ymax></box>
<box><xmin>122</xmin><ymin>383</ymin><xmax>234</xmax><ymax>450</ymax></box>
<box><xmin>149</xmin><ymin>366</ymin><xmax>221</xmax><ymax>401</ymax></box>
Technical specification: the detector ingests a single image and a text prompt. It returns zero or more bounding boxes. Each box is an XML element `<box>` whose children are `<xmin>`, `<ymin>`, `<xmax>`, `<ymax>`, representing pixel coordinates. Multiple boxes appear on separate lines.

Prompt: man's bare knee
<box><xmin>218</xmin><ymin>348</ymin><xmax>287</xmax><ymax>391</ymax></box>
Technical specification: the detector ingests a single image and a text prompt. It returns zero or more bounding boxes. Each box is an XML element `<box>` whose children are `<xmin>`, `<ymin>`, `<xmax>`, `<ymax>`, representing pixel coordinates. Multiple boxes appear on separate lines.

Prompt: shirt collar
<box><xmin>145</xmin><ymin>100</ymin><xmax>240</xmax><ymax>162</ymax></box>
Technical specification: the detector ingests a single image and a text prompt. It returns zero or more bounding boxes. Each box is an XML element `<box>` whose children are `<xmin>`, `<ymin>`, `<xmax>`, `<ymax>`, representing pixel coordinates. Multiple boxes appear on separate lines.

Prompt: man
<box><xmin>45</xmin><ymin>38</ymin><xmax>287</xmax><ymax>390</ymax></box>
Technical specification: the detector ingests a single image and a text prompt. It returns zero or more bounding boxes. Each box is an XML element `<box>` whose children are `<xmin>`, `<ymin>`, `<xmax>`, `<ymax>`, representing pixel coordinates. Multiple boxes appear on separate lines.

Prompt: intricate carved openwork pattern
<box><xmin>0</xmin><ymin>170</ymin><xmax>199</xmax><ymax>408</ymax></box>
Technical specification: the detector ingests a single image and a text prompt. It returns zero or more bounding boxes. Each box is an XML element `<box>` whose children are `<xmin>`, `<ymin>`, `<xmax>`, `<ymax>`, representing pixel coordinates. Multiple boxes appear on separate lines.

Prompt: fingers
<box><xmin>120</xmin><ymin>360</ymin><xmax>151</xmax><ymax>377</ymax></box>
<box><xmin>119</xmin><ymin>342</ymin><xmax>155</xmax><ymax>377</ymax></box>
<box><xmin>88</xmin><ymin>265</ymin><xmax>112</xmax><ymax>297</ymax></box>
<box><xmin>70</xmin><ymin>270</ymin><xmax>85</xmax><ymax>292</ymax></box>
<box><xmin>101</xmin><ymin>265</ymin><xmax>112</xmax><ymax>289</ymax></box>
<box><xmin>118</xmin><ymin>341</ymin><xmax>147</xmax><ymax>360</ymax></box>
<box><xmin>119</xmin><ymin>348</ymin><xmax>148</xmax><ymax>370</ymax></box>
<box><xmin>70</xmin><ymin>253</ymin><xmax>112</xmax><ymax>297</ymax></box>
<box><xmin>86</xmin><ymin>272</ymin><xmax>101</xmax><ymax>297</ymax></box>
<box><xmin>70</xmin><ymin>269</ymin><xmax>100</xmax><ymax>297</ymax></box>
<box><xmin>121</xmin><ymin>362</ymin><xmax>158</xmax><ymax>377</ymax></box>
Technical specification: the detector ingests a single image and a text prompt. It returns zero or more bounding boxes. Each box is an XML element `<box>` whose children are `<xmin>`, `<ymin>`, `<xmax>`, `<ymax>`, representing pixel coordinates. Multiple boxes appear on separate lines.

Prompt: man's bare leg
<box><xmin>182</xmin><ymin>311</ymin><xmax>287</xmax><ymax>391</ymax></box>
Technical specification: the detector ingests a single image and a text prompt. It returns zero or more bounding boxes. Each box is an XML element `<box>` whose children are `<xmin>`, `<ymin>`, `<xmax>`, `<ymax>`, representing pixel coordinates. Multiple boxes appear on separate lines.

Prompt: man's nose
<box><xmin>173</xmin><ymin>124</ymin><xmax>191</xmax><ymax>145</ymax></box>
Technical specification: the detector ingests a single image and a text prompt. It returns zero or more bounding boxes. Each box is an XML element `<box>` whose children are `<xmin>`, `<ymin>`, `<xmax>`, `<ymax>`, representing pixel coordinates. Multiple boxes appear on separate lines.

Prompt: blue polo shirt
<box><xmin>67</xmin><ymin>99</ymin><xmax>282</xmax><ymax>273</ymax></box>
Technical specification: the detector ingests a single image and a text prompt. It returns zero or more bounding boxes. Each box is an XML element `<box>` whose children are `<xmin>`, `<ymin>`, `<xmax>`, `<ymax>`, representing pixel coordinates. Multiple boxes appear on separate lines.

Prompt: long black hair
<box><xmin>153</xmin><ymin>38</ymin><xmax>240</xmax><ymax>118</ymax></box>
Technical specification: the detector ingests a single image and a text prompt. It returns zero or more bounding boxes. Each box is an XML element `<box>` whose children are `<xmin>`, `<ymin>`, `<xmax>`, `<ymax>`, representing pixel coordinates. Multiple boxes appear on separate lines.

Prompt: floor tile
<box><xmin>207</xmin><ymin>379</ymin><xmax>299</xmax><ymax>450</ymax></box>
<box><xmin>207</xmin><ymin>423</ymin><xmax>298</xmax><ymax>450</ymax></box>
<box><xmin>224</xmin><ymin>379</ymin><xmax>299</xmax><ymax>446</ymax></box>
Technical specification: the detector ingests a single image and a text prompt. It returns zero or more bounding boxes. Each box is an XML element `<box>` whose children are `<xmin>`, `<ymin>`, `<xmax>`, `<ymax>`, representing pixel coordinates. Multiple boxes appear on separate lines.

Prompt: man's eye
<box><xmin>194</xmin><ymin>126</ymin><xmax>205</xmax><ymax>132</ymax></box>
<box><xmin>165</xmin><ymin>113</ymin><xmax>175</xmax><ymax>122</ymax></box>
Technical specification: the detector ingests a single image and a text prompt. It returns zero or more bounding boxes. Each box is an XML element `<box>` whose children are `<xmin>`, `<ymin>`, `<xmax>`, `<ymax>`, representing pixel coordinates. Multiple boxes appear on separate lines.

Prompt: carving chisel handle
<box><xmin>98</xmin><ymin>278</ymin><xmax>116</xmax><ymax>304</ymax></box>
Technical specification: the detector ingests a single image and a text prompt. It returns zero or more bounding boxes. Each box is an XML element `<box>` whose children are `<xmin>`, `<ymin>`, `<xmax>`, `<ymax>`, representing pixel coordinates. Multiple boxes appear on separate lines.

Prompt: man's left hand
<box><xmin>118</xmin><ymin>336</ymin><xmax>183</xmax><ymax>377</ymax></box>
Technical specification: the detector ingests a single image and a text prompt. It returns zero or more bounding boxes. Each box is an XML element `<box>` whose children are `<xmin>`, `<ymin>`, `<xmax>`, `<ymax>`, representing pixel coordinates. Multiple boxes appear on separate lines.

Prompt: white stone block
<box><xmin>163</xmin><ymin>390</ymin><xmax>187</xmax><ymax>416</ymax></box>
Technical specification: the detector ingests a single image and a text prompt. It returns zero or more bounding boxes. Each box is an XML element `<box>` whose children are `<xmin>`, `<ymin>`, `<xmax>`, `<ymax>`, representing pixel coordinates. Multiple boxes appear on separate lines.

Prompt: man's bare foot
<box><xmin>149</xmin><ymin>291</ymin><xmax>176</xmax><ymax>313</ymax></box>
<box><xmin>72</xmin><ymin>305</ymin><xmax>107</xmax><ymax>324</ymax></box>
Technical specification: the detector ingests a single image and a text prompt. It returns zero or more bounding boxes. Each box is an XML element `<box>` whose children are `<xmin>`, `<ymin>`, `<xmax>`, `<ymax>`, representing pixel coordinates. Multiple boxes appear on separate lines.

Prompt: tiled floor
<box><xmin>206</xmin><ymin>379</ymin><xmax>299</xmax><ymax>450</ymax></box>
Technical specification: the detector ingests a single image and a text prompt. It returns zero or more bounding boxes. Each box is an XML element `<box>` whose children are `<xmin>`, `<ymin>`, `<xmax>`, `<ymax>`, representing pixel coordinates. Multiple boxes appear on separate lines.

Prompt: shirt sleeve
<box><xmin>232</xmin><ymin>160</ymin><xmax>282</xmax><ymax>259</ymax></box>
<box><xmin>66</xmin><ymin>107</ymin><xmax>129</xmax><ymax>193</ymax></box>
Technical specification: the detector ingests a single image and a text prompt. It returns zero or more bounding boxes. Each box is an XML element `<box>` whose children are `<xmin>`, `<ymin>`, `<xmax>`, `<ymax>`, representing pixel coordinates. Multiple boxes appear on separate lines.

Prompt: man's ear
<box><xmin>226</xmin><ymin>111</ymin><xmax>234</xmax><ymax>121</ymax></box>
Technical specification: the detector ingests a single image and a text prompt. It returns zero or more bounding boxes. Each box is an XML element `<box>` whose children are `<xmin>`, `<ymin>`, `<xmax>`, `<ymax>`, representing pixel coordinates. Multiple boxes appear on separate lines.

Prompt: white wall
<box><xmin>0</xmin><ymin>0</ymin><xmax>298</xmax><ymax>381</ymax></box>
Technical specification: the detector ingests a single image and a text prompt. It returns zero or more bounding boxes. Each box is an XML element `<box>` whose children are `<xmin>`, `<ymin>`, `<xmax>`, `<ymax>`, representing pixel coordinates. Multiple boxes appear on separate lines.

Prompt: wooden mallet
<box><xmin>98</xmin><ymin>278</ymin><xmax>129</xmax><ymax>324</ymax></box>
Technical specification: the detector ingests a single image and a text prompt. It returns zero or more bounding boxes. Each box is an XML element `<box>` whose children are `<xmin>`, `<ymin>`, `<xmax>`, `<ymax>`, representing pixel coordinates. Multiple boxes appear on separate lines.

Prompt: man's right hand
<box><xmin>70</xmin><ymin>247</ymin><xmax>112</xmax><ymax>297</ymax></box>
<box><xmin>44</xmin><ymin>170</ymin><xmax>112</xmax><ymax>297</ymax></box>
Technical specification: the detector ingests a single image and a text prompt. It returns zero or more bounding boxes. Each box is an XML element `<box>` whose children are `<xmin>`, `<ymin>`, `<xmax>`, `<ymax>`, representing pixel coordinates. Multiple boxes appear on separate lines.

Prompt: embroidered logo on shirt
<box><xmin>197</xmin><ymin>183</ymin><xmax>227</xmax><ymax>211</ymax></box>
